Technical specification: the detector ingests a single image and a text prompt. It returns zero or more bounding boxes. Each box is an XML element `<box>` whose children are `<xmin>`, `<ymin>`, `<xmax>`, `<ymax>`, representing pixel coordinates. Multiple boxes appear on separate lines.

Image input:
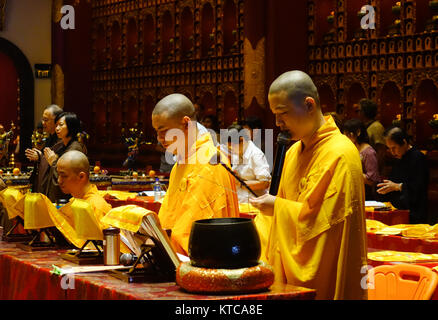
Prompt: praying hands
<box><xmin>43</xmin><ymin>147</ymin><xmax>58</xmax><ymax>166</ymax></box>
<box><xmin>25</xmin><ymin>148</ymin><xmax>41</xmax><ymax>162</ymax></box>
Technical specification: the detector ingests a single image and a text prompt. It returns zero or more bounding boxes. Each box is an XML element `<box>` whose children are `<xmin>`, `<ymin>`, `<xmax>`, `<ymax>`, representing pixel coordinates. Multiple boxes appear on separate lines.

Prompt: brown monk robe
<box><xmin>25</xmin><ymin>105</ymin><xmax>63</xmax><ymax>195</ymax></box>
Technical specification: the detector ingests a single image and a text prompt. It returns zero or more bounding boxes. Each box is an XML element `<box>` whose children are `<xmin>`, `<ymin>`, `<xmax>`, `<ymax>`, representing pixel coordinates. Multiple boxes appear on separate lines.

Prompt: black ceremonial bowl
<box><xmin>188</xmin><ymin>218</ymin><xmax>261</xmax><ymax>269</ymax></box>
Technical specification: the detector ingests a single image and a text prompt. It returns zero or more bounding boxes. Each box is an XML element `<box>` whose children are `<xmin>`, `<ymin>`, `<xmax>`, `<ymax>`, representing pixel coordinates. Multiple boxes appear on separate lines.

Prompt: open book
<box><xmin>102</xmin><ymin>206</ymin><xmax>180</xmax><ymax>272</ymax></box>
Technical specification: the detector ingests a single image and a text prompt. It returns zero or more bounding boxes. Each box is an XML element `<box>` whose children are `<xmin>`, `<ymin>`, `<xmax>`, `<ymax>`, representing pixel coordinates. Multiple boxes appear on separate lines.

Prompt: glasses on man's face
<box><xmin>42</xmin><ymin>117</ymin><xmax>54</xmax><ymax>123</ymax></box>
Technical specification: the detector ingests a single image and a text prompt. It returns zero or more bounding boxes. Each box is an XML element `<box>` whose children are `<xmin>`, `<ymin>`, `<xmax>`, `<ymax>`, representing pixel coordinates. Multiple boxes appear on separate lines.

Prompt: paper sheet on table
<box><xmin>365</xmin><ymin>201</ymin><xmax>386</xmax><ymax>208</ymax></box>
<box><xmin>177</xmin><ymin>253</ymin><xmax>190</xmax><ymax>262</ymax></box>
<box><xmin>176</xmin><ymin>252</ymin><xmax>190</xmax><ymax>262</ymax></box>
<box><xmin>51</xmin><ymin>264</ymin><xmax>126</xmax><ymax>276</ymax></box>
<box><xmin>138</xmin><ymin>190</ymin><xmax>166</xmax><ymax>199</ymax></box>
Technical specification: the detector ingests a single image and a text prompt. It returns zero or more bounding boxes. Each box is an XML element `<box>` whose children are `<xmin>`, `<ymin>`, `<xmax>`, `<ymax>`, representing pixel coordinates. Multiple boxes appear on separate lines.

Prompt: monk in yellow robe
<box><xmin>250</xmin><ymin>71</ymin><xmax>368</xmax><ymax>300</ymax></box>
<box><xmin>50</xmin><ymin>150</ymin><xmax>112</xmax><ymax>248</ymax></box>
<box><xmin>152</xmin><ymin>94</ymin><xmax>239</xmax><ymax>255</ymax></box>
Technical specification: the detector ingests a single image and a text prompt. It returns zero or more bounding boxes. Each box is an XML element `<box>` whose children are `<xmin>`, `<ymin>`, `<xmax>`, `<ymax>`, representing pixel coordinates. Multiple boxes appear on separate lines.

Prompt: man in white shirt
<box><xmin>225</xmin><ymin>124</ymin><xmax>271</xmax><ymax>203</ymax></box>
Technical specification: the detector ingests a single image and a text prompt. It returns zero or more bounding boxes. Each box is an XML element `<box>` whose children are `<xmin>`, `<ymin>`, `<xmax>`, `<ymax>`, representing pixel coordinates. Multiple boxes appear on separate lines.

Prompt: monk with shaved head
<box><xmin>47</xmin><ymin>150</ymin><xmax>112</xmax><ymax>248</ymax></box>
<box><xmin>57</xmin><ymin>150</ymin><xmax>91</xmax><ymax>198</ymax></box>
<box><xmin>250</xmin><ymin>71</ymin><xmax>367</xmax><ymax>300</ymax></box>
<box><xmin>152</xmin><ymin>93</ymin><xmax>239</xmax><ymax>255</ymax></box>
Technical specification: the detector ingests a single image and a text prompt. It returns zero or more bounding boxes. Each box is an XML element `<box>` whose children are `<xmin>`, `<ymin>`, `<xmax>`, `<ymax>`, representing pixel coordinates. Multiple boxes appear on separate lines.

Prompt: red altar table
<box><xmin>365</xmin><ymin>208</ymin><xmax>410</xmax><ymax>225</ymax></box>
<box><xmin>0</xmin><ymin>241</ymin><xmax>316</xmax><ymax>300</ymax></box>
<box><xmin>367</xmin><ymin>232</ymin><xmax>438</xmax><ymax>254</ymax></box>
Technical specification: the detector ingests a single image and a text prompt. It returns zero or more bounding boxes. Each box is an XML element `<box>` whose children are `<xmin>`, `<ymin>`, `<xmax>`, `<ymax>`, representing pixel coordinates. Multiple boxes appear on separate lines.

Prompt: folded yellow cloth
<box><xmin>101</xmin><ymin>205</ymin><xmax>155</xmax><ymax>233</ymax></box>
<box><xmin>399</xmin><ymin>224</ymin><xmax>438</xmax><ymax>239</ymax></box>
<box><xmin>71</xmin><ymin>199</ymin><xmax>103</xmax><ymax>241</ymax></box>
<box><xmin>98</xmin><ymin>190</ymin><xmax>135</xmax><ymax>201</ymax></box>
<box><xmin>366</xmin><ymin>219</ymin><xmax>388</xmax><ymax>233</ymax></box>
<box><xmin>0</xmin><ymin>188</ymin><xmax>24</xmax><ymax>219</ymax></box>
<box><xmin>368</xmin><ymin>250</ymin><xmax>438</xmax><ymax>263</ymax></box>
<box><xmin>50</xmin><ymin>198</ymin><xmax>108</xmax><ymax>249</ymax></box>
<box><xmin>374</xmin><ymin>225</ymin><xmax>410</xmax><ymax>236</ymax></box>
<box><xmin>366</xmin><ymin>219</ymin><xmax>438</xmax><ymax>239</ymax></box>
<box><xmin>14</xmin><ymin>193</ymin><xmax>56</xmax><ymax>230</ymax></box>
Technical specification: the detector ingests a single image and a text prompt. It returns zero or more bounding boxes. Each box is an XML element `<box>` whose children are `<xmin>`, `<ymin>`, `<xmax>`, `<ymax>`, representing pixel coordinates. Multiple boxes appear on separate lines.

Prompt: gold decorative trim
<box><xmin>51</xmin><ymin>64</ymin><xmax>65</xmax><ymax>108</ymax></box>
<box><xmin>52</xmin><ymin>0</ymin><xmax>64</xmax><ymax>23</ymax></box>
<box><xmin>244</xmin><ymin>37</ymin><xmax>266</xmax><ymax>109</ymax></box>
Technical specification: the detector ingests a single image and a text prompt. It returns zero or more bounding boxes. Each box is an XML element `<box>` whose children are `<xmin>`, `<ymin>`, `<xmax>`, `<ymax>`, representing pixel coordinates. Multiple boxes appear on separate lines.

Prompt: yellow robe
<box><xmin>255</xmin><ymin>116</ymin><xmax>368</xmax><ymax>300</ymax></box>
<box><xmin>51</xmin><ymin>184</ymin><xmax>113</xmax><ymax>248</ymax></box>
<box><xmin>159</xmin><ymin>132</ymin><xmax>240</xmax><ymax>255</ymax></box>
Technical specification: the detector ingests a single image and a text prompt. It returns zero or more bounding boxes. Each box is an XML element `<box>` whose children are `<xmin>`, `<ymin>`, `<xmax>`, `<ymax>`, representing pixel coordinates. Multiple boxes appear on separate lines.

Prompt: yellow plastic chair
<box><xmin>368</xmin><ymin>264</ymin><xmax>438</xmax><ymax>300</ymax></box>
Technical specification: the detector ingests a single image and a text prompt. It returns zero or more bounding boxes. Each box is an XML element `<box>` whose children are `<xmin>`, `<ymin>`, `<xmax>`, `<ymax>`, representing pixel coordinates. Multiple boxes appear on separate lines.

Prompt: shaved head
<box><xmin>152</xmin><ymin>94</ymin><xmax>198</xmax><ymax>155</ymax></box>
<box><xmin>58</xmin><ymin>150</ymin><xmax>90</xmax><ymax>176</ymax></box>
<box><xmin>57</xmin><ymin>151</ymin><xmax>91</xmax><ymax>198</ymax></box>
<box><xmin>152</xmin><ymin>94</ymin><xmax>195</xmax><ymax>121</ymax></box>
<box><xmin>269</xmin><ymin>70</ymin><xmax>320</xmax><ymax>108</ymax></box>
<box><xmin>268</xmin><ymin>70</ymin><xmax>325</xmax><ymax>145</ymax></box>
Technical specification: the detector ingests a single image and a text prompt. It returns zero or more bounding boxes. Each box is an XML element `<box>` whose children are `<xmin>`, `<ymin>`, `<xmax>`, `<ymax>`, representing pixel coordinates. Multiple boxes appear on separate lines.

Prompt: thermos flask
<box><xmin>103</xmin><ymin>227</ymin><xmax>120</xmax><ymax>265</ymax></box>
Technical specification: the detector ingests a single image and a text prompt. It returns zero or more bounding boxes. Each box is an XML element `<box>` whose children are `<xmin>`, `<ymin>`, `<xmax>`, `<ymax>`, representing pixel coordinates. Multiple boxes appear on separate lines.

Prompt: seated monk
<box><xmin>152</xmin><ymin>93</ymin><xmax>240</xmax><ymax>255</ymax></box>
<box><xmin>49</xmin><ymin>150</ymin><xmax>113</xmax><ymax>248</ymax></box>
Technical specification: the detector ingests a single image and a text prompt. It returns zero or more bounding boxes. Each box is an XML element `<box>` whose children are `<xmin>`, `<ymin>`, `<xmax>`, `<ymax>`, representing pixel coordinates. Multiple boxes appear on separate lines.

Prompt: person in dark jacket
<box><xmin>44</xmin><ymin>112</ymin><xmax>85</xmax><ymax>203</ymax></box>
<box><xmin>377</xmin><ymin>126</ymin><xmax>429</xmax><ymax>224</ymax></box>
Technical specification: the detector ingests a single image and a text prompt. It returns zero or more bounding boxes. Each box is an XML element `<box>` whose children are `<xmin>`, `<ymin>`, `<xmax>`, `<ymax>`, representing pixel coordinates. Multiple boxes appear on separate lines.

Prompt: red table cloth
<box><xmin>366</xmin><ymin>209</ymin><xmax>410</xmax><ymax>225</ymax></box>
<box><xmin>367</xmin><ymin>232</ymin><xmax>438</xmax><ymax>254</ymax></box>
<box><xmin>0</xmin><ymin>241</ymin><xmax>316</xmax><ymax>300</ymax></box>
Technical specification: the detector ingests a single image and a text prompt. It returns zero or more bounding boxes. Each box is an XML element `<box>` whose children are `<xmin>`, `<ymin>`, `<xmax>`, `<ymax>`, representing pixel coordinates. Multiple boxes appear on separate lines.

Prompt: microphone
<box><xmin>269</xmin><ymin>131</ymin><xmax>292</xmax><ymax>196</ymax></box>
<box><xmin>120</xmin><ymin>253</ymin><xmax>138</xmax><ymax>266</ymax></box>
<box><xmin>209</xmin><ymin>153</ymin><xmax>258</xmax><ymax>197</ymax></box>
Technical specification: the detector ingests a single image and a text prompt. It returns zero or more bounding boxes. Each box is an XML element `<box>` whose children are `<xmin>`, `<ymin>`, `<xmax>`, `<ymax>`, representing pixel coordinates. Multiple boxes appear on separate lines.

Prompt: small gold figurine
<box><xmin>121</xmin><ymin>127</ymin><xmax>145</xmax><ymax>170</ymax></box>
<box><xmin>31</xmin><ymin>122</ymin><xmax>49</xmax><ymax>150</ymax></box>
<box><xmin>0</xmin><ymin>122</ymin><xmax>14</xmax><ymax>167</ymax></box>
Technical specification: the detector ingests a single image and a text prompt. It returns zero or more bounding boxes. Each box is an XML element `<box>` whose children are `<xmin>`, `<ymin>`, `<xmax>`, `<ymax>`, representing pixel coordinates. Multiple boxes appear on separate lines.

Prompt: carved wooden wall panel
<box><xmin>90</xmin><ymin>0</ymin><xmax>244</xmax><ymax>145</ymax></box>
<box><xmin>308</xmin><ymin>0</ymin><xmax>438</xmax><ymax>148</ymax></box>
